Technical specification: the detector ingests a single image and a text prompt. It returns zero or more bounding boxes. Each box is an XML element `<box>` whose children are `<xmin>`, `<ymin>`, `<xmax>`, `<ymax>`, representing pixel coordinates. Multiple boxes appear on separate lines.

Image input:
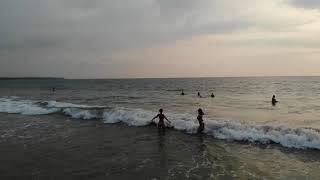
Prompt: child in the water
<box><xmin>152</xmin><ymin>109</ymin><xmax>171</xmax><ymax>130</ymax></box>
<box><xmin>272</xmin><ymin>95</ymin><xmax>278</xmax><ymax>106</ymax></box>
<box><xmin>197</xmin><ymin>108</ymin><xmax>205</xmax><ymax>133</ymax></box>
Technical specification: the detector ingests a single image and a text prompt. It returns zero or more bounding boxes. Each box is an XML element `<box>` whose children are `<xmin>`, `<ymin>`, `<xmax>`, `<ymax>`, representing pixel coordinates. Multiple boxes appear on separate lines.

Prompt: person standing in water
<box><xmin>181</xmin><ymin>89</ymin><xmax>185</xmax><ymax>95</ymax></box>
<box><xmin>197</xmin><ymin>92</ymin><xmax>202</xmax><ymax>98</ymax></box>
<box><xmin>152</xmin><ymin>109</ymin><xmax>171</xmax><ymax>131</ymax></box>
<box><xmin>210</xmin><ymin>93</ymin><xmax>215</xmax><ymax>98</ymax></box>
<box><xmin>272</xmin><ymin>95</ymin><xmax>278</xmax><ymax>106</ymax></box>
<box><xmin>197</xmin><ymin>108</ymin><xmax>205</xmax><ymax>133</ymax></box>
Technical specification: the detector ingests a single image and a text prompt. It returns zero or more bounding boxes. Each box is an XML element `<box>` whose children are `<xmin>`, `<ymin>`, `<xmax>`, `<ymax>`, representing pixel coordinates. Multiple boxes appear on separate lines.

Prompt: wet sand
<box><xmin>1</xmin><ymin>113</ymin><xmax>320</xmax><ymax>180</ymax></box>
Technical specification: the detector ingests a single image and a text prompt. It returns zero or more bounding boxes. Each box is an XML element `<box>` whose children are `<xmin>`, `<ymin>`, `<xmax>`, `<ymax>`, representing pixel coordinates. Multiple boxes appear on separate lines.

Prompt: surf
<box><xmin>1</xmin><ymin>96</ymin><xmax>320</xmax><ymax>150</ymax></box>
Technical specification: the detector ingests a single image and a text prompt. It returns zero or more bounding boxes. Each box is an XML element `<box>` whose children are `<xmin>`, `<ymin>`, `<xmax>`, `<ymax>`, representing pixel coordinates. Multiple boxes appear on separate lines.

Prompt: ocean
<box><xmin>1</xmin><ymin>77</ymin><xmax>320</xmax><ymax>179</ymax></box>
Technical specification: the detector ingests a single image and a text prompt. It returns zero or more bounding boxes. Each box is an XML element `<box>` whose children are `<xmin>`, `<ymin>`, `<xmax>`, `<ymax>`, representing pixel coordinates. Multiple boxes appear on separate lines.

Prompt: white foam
<box><xmin>204</xmin><ymin>120</ymin><xmax>320</xmax><ymax>149</ymax></box>
<box><xmin>2</xmin><ymin>96</ymin><xmax>320</xmax><ymax>149</ymax></box>
<box><xmin>0</xmin><ymin>97</ymin><xmax>59</xmax><ymax>115</ymax></box>
<box><xmin>0</xmin><ymin>97</ymin><xmax>102</xmax><ymax>116</ymax></box>
<box><xmin>169</xmin><ymin>113</ymin><xmax>198</xmax><ymax>133</ymax></box>
<box><xmin>101</xmin><ymin>108</ymin><xmax>320</xmax><ymax>149</ymax></box>
<box><xmin>102</xmin><ymin>108</ymin><xmax>154</xmax><ymax>126</ymax></box>
<box><xmin>46</xmin><ymin>101</ymin><xmax>105</xmax><ymax>109</ymax></box>
<box><xmin>63</xmin><ymin>108</ymin><xmax>100</xmax><ymax>120</ymax></box>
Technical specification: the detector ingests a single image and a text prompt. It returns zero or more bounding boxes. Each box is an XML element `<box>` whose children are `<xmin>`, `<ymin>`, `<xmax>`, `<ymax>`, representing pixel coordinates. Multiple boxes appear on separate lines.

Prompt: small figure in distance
<box><xmin>152</xmin><ymin>109</ymin><xmax>171</xmax><ymax>131</ymax></box>
<box><xmin>181</xmin><ymin>89</ymin><xmax>185</xmax><ymax>95</ymax></box>
<box><xmin>210</xmin><ymin>93</ymin><xmax>215</xmax><ymax>98</ymax></box>
<box><xmin>197</xmin><ymin>108</ymin><xmax>205</xmax><ymax>133</ymax></box>
<box><xmin>52</xmin><ymin>87</ymin><xmax>56</xmax><ymax>92</ymax></box>
<box><xmin>197</xmin><ymin>92</ymin><xmax>202</xmax><ymax>98</ymax></box>
<box><xmin>272</xmin><ymin>95</ymin><xmax>278</xmax><ymax>106</ymax></box>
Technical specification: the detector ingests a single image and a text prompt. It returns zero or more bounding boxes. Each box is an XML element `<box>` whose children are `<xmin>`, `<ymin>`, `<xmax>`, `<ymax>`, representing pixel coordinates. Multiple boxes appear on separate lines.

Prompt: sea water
<box><xmin>1</xmin><ymin>77</ymin><xmax>320</xmax><ymax>149</ymax></box>
<box><xmin>1</xmin><ymin>77</ymin><xmax>320</xmax><ymax>179</ymax></box>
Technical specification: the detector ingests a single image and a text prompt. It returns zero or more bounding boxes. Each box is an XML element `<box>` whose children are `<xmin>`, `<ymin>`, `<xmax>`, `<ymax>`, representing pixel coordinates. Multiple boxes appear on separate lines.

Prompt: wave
<box><xmin>0</xmin><ymin>97</ymin><xmax>60</xmax><ymax>115</ymax></box>
<box><xmin>1</xmin><ymin>96</ymin><xmax>320</xmax><ymax>150</ymax></box>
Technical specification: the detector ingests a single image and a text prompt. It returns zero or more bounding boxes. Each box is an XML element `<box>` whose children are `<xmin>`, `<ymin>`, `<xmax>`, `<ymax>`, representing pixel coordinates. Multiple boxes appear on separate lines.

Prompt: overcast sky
<box><xmin>1</xmin><ymin>0</ymin><xmax>320</xmax><ymax>78</ymax></box>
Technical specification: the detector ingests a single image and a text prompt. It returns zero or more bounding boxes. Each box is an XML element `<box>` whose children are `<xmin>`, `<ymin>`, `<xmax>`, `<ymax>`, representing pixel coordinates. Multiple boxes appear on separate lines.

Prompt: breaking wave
<box><xmin>0</xmin><ymin>97</ymin><xmax>60</xmax><ymax>115</ymax></box>
<box><xmin>1</xmin><ymin>96</ymin><xmax>320</xmax><ymax>150</ymax></box>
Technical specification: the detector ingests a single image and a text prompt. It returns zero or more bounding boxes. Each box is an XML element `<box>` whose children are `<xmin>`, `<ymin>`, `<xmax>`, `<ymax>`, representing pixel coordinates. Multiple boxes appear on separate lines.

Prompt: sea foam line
<box><xmin>1</xmin><ymin>97</ymin><xmax>320</xmax><ymax>150</ymax></box>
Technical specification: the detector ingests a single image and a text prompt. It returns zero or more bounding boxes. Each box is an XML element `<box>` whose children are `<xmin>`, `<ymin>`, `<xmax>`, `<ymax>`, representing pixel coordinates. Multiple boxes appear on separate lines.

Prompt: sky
<box><xmin>0</xmin><ymin>0</ymin><xmax>320</xmax><ymax>78</ymax></box>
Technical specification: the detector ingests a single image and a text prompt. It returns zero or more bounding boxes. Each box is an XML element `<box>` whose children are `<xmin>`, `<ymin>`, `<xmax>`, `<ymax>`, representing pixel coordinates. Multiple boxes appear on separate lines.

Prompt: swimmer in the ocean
<box><xmin>197</xmin><ymin>92</ymin><xmax>202</xmax><ymax>98</ymax></box>
<box><xmin>52</xmin><ymin>87</ymin><xmax>56</xmax><ymax>92</ymax></box>
<box><xmin>197</xmin><ymin>108</ymin><xmax>205</xmax><ymax>133</ymax></box>
<box><xmin>181</xmin><ymin>90</ymin><xmax>185</xmax><ymax>95</ymax></box>
<box><xmin>152</xmin><ymin>109</ymin><xmax>171</xmax><ymax>131</ymax></box>
<box><xmin>272</xmin><ymin>95</ymin><xmax>278</xmax><ymax>105</ymax></box>
<box><xmin>210</xmin><ymin>93</ymin><xmax>215</xmax><ymax>98</ymax></box>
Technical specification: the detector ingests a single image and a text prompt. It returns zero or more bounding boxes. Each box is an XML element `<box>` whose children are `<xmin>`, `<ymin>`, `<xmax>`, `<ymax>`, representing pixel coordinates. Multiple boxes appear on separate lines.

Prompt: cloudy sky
<box><xmin>0</xmin><ymin>0</ymin><xmax>320</xmax><ymax>78</ymax></box>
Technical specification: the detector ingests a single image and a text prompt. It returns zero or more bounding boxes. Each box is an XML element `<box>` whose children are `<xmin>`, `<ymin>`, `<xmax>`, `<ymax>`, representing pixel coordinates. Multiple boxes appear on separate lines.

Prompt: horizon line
<box><xmin>1</xmin><ymin>75</ymin><xmax>320</xmax><ymax>80</ymax></box>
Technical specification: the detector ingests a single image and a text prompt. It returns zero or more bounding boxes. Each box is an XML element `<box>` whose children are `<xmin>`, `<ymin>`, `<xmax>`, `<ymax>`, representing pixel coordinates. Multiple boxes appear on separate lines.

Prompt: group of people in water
<box><xmin>181</xmin><ymin>90</ymin><xmax>215</xmax><ymax>98</ymax></box>
<box><xmin>152</xmin><ymin>108</ymin><xmax>205</xmax><ymax>133</ymax></box>
<box><xmin>152</xmin><ymin>92</ymin><xmax>279</xmax><ymax>134</ymax></box>
<box><xmin>51</xmin><ymin>87</ymin><xmax>278</xmax><ymax>133</ymax></box>
<box><xmin>152</xmin><ymin>90</ymin><xmax>214</xmax><ymax>133</ymax></box>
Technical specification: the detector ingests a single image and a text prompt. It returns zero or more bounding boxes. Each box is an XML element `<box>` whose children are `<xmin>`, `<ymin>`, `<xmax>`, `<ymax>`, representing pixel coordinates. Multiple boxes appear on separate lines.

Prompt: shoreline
<box><xmin>1</xmin><ymin>113</ymin><xmax>320</xmax><ymax>179</ymax></box>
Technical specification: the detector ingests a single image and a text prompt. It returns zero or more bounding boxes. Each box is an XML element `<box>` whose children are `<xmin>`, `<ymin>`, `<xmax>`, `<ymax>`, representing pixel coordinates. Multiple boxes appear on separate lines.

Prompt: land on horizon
<box><xmin>1</xmin><ymin>75</ymin><xmax>320</xmax><ymax>80</ymax></box>
<box><xmin>0</xmin><ymin>77</ymin><xmax>64</xmax><ymax>80</ymax></box>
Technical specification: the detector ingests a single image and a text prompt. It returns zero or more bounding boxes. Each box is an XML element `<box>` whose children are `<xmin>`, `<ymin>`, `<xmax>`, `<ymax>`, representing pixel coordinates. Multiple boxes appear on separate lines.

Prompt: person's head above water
<box><xmin>198</xmin><ymin>108</ymin><xmax>204</xmax><ymax>115</ymax></box>
<box><xmin>159</xmin><ymin>109</ymin><xmax>163</xmax><ymax>113</ymax></box>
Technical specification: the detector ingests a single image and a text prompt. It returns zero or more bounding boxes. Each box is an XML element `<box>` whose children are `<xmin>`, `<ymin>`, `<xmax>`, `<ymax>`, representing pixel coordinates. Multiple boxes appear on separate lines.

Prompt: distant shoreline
<box><xmin>0</xmin><ymin>77</ymin><xmax>64</xmax><ymax>80</ymax></box>
<box><xmin>0</xmin><ymin>76</ymin><xmax>319</xmax><ymax>80</ymax></box>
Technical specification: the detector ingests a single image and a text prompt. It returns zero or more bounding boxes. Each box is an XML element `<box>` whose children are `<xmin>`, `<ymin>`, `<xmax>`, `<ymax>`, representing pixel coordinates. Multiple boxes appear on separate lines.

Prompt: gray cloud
<box><xmin>0</xmin><ymin>0</ymin><xmax>253</xmax><ymax>78</ymax></box>
<box><xmin>0</xmin><ymin>0</ymin><xmax>318</xmax><ymax>78</ymax></box>
<box><xmin>0</xmin><ymin>0</ymin><xmax>251</xmax><ymax>53</ymax></box>
<box><xmin>289</xmin><ymin>0</ymin><xmax>320</xmax><ymax>9</ymax></box>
